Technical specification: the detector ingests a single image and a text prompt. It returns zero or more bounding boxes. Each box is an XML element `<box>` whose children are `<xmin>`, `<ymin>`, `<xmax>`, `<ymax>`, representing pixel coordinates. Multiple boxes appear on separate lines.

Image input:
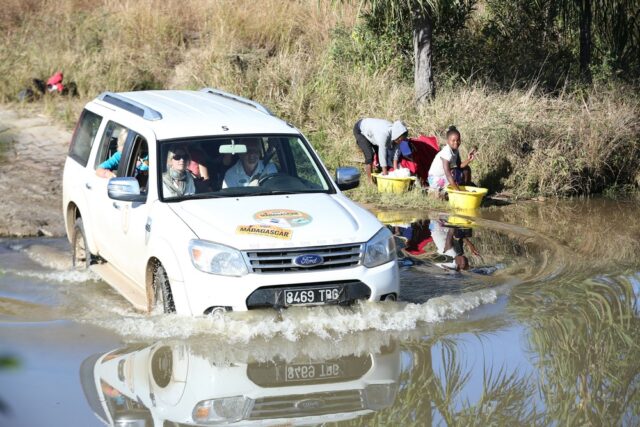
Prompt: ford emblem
<box><xmin>295</xmin><ymin>398</ymin><xmax>325</xmax><ymax>410</ymax></box>
<box><xmin>293</xmin><ymin>254</ymin><xmax>324</xmax><ymax>267</ymax></box>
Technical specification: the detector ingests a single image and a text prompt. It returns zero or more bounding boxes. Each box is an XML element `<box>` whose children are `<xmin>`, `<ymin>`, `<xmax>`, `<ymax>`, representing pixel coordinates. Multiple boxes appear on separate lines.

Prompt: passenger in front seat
<box><xmin>162</xmin><ymin>146</ymin><xmax>196</xmax><ymax>198</ymax></box>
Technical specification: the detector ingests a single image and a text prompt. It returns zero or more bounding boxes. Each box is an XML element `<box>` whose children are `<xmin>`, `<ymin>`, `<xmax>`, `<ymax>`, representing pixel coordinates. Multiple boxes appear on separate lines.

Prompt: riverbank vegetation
<box><xmin>1</xmin><ymin>0</ymin><xmax>638</xmax><ymax>199</ymax></box>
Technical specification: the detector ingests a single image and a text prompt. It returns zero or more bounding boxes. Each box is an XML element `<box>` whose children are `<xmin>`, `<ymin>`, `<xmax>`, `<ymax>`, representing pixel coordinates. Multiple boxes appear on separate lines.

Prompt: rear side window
<box><xmin>69</xmin><ymin>109</ymin><xmax>102</xmax><ymax>166</ymax></box>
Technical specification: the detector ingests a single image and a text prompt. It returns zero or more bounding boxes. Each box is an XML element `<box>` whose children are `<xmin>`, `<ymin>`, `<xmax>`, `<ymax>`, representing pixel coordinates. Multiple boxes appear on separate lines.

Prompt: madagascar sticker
<box><xmin>236</xmin><ymin>224</ymin><xmax>293</xmax><ymax>240</ymax></box>
<box><xmin>254</xmin><ymin>209</ymin><xmax>312</xmax><ymax>228</ymax></box>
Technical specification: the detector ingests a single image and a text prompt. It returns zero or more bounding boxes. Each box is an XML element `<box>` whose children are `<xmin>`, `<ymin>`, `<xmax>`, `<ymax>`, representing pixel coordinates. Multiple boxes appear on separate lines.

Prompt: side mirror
<box><xmin>108</xmin><ymin>177</ymin><xmax>146</xmax><ymax>202</ymax></box>
<box><xmin>336</xmin><ymin>167</ymin><xmax>360</xmax><ymax>191</ymax></box>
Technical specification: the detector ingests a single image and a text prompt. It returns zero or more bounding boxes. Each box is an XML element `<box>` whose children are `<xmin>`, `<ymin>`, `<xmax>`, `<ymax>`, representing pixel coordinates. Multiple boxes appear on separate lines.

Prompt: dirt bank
<box><xmin>0</xmin><ymin>106</ymin><xmax>70</xmax><ymax>237</ymax></box>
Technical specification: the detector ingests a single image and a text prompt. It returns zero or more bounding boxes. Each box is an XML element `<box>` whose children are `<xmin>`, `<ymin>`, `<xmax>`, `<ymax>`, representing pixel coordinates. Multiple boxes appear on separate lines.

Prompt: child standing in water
<box><xmin>427</xmin><ymin>126</ymin><xmax>476</xmax><ymax>192</ymax></box>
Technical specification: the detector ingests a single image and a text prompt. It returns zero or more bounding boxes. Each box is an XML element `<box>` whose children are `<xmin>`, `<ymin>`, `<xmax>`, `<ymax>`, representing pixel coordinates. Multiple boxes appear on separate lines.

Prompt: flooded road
<box><xmin>1</xmin><ymin>199</ymin><xmax>638</xmax><ymax>426</ymax></box>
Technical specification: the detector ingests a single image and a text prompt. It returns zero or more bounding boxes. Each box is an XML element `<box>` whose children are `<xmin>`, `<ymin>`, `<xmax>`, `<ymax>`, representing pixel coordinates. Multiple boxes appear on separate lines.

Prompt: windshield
<box><xmin>158</xmin><ymin>135</ymin><xmax>333</xmax><ymax>200</ymax></box>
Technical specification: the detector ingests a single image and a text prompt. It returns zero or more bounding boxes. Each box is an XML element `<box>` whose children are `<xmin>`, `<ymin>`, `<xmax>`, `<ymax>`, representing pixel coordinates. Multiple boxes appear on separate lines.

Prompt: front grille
<box><xmin>247</xmin><ymin>354</ymin><xmax>373</xmax><ymax>387</ymax></box>
<box><xmin>248</xmin><ymin>389</ymin><xmax>365</xmax><ymax>420</ymax></box>
<box><xmin>244</xmin><ymin>243</ymin><xmax>363</xmax><ymax>273</ymax></box>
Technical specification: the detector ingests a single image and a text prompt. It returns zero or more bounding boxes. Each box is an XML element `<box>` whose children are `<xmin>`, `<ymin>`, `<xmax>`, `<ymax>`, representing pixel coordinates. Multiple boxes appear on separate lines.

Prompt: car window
<box><xmin>122</xmin><ymin>135</ymin><xmax>150</xmax><ymax>195</ymax></box>
<box><xmin>94</xmin><ymin>121</ymin><xmax>131</xmax><ymax>175</ymax></box>
<box><xmin>69</xmin><ymin>109</ymin><xmax>102</xmax><ymax>167</ymax></box>
<box><xmin>158</xmin><ymin>135</ymin><xmax>333</xmax><ymax>201</ymax></box>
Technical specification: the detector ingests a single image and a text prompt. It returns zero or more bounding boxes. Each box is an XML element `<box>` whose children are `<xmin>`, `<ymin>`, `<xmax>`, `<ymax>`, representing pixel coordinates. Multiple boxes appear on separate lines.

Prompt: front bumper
<box><xmin>179</xmin><ymin>260</ymin><xmax>399</xmax><ymax>315</ymax></box>
<box><xmin>246</xmin><ymin>280</ymin><xmax>372</xmax><ymax>309</ymax></box>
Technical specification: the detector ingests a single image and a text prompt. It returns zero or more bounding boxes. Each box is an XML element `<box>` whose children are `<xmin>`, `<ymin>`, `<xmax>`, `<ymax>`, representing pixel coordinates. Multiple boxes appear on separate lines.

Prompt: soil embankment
<box><xmin>0</xmin><ymin>106</ymin><xmax>70</xmax><ymax>237</ymax></box>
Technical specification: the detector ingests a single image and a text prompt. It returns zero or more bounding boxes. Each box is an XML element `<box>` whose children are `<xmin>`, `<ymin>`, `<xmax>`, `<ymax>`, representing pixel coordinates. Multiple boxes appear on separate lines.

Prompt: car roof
<box><xmin>92</xmin><ymin>89</ymin><xmax>298</xmax><ymax>140</ymax></box>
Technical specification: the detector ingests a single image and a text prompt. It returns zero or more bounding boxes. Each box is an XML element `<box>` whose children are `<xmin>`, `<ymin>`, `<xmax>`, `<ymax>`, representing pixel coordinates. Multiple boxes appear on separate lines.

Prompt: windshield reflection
<box><xmin>160</xmin><ymin>135</ymin><xmax>331</xmax><ymax>201</ymax></box>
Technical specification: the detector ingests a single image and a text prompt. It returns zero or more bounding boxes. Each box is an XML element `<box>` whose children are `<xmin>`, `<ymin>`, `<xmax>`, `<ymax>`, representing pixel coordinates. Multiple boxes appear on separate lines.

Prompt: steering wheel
<box><xmin>258</xmin><ymin>172</ymin><xmax>289</xmax><ymax>185</ymax></box>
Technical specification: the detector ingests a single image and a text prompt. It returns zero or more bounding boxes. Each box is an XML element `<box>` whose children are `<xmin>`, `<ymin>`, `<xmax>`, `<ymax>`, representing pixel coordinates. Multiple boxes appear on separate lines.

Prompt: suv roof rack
<box><xmin>97</xmin><ymin>92</ymin><xmax>163</xmax><ymax>121</ymax></box>
<box><xmin>200</xmin><ymin>88</ymin><xmax>274</xmax><ymax>116</ymax></box>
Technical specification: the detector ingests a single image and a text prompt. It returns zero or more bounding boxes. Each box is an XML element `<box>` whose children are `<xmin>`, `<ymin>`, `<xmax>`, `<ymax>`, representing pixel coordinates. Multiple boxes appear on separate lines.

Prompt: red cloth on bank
<box><xmin>403</xmin><ymin>135</ymin><xmax>439</xmax><ymax>186</ymax></box>
<box><xmin>46</xmin><ymin>72</ymin><xmax>64</xmax><ymax>93</ymax></box>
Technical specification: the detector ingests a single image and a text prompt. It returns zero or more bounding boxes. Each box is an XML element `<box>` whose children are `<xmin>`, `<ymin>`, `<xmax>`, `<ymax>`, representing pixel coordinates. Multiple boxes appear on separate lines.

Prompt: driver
<box><xmin>222</xmin><ymin>138</ymin><xmax>277</xmax><ymax>188</ymax></box>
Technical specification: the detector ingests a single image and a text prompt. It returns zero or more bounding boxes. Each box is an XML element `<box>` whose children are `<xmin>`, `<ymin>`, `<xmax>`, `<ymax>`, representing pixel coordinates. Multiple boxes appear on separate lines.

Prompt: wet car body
<box><xmin>62</xmin><ymin>89</ymin><xmax>399</xmax><ymax>315</ymax></box>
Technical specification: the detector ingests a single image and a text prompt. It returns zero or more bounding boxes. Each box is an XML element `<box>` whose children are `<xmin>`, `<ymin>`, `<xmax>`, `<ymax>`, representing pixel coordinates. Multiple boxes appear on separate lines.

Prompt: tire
<box><xmin>152</xmin><ymin>263</ymin><xmax>176</xmax><ymax>314</ymax></box>
<box><xmin>72</xmin><ymin>217</ymin><xmax>93</xmax><ymax>270</ymax></box>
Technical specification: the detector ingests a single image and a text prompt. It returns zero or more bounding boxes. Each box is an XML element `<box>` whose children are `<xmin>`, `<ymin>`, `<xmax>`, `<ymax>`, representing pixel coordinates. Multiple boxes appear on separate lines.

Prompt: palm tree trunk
<box><xmin>578</xmin><ymin>0</ymin><xmax>592</xmax><ymax>82</ymax></box>
<box><xmin>413</xmin><ymin>11</ymin><xmax>435</xmax><ymax>102</ymax></box>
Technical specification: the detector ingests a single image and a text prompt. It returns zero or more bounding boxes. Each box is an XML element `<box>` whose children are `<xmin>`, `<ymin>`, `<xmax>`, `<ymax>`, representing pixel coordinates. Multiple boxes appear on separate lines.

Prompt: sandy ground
<box><xmin>0</xmin><ymin>106</ymin><xmax>71</xmax><ymax>237</ymax></box>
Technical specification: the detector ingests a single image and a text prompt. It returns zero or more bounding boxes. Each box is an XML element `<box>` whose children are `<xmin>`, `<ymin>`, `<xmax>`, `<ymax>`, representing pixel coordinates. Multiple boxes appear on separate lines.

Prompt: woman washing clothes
<box><xmin>427</xmin><ymin>125</ymin><xmax>477</xmax><ymax>194</ymax></box>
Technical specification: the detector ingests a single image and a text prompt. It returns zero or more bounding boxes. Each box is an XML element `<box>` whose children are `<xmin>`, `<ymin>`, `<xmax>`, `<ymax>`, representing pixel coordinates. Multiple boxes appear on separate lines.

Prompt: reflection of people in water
<box><xmin>392</xmin><ymin>219</ymin><xmax>433</xmax><ymax>257</ymax></box>
<box><xmin>430</xmin><ymin>220</ymin><xmax>479</xmax><ymax>271</ymax></box>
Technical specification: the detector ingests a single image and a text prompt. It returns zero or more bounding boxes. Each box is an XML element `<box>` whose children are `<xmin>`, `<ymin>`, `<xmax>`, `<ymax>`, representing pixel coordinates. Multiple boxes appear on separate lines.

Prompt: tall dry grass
<box><xmin>1</xmin><ymin>0</ymin><xmax>638</xmax><ymax>198</ymax></box>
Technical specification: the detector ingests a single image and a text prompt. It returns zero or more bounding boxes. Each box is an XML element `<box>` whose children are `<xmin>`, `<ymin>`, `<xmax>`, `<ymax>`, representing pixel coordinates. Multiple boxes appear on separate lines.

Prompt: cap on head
<box><xmin>391</xmin><ymin>120</ymin><xmax>408</xmax><ymax>141</ymax></box>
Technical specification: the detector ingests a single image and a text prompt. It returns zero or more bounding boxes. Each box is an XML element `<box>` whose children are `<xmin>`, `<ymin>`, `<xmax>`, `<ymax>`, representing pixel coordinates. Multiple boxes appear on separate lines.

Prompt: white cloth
<box><xmin>359</xmin><ymin>118</ymin><xmax>393</xmax><ymax>168</ymax></box>
<box><xmin>387</xmin><ymin>167</ymin><xmax>411</xmax><ymax>178</ymax></box>
<box><xmin>429</xmin><ymin>220</ymin><xmax>457</xmax><ymax>258</ymax></box>
<box><xmin>222</xmin><ymin>160</ymin><xmax>277</xmax><ymax>188</ymax></box>
<box><xmin>428</xmin><ymin>144</ymin><xmax>459</xmax><ymax>177</ymax></box>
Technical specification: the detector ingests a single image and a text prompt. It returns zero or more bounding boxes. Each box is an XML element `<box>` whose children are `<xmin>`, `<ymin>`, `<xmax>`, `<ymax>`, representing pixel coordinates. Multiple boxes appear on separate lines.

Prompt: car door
<box><xmin>64</xmin><ymin>107</ymin><xmax>105</xmax><ymax>244</ymax></box>
<box><xmin>85</xmin><ymin>121</ymin><xmax>134</xmax><ymax>263</ymax></box>
<box><xmin>106</xmin><ymin>130</ymin><xmax>156</xmax><ymax>286</ymax></box>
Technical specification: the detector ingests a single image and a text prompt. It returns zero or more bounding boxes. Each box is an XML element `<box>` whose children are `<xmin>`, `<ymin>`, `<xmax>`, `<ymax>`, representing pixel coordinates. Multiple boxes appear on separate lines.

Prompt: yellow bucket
<box><xmin>446</xmin><ymin>186</ymin><xmax>488</xmax><ymax>209</ymax></box>
<box><xmin>372</xmin><ymin>174</ymin><xmax>416</xmax><ymax>194</ymax></box>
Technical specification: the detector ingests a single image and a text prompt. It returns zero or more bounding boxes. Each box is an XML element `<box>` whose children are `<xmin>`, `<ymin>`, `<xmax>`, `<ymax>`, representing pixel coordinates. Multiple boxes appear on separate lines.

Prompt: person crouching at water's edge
<box><xmin>427</xmin><ymin>126</ymin><xmax>476</xmax><ymax>192</ymax></box>
<box><xmin>354</xmin><ymin>118</ymin><xmax>408</xmax><ymax>183</ymax></box>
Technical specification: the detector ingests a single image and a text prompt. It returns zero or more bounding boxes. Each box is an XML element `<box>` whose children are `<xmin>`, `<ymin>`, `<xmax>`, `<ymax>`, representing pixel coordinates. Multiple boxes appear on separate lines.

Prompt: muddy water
<box><xmin>0</xmin><ymin>200</ymin><xmax>638</xmax><ymax>426</ymax></box>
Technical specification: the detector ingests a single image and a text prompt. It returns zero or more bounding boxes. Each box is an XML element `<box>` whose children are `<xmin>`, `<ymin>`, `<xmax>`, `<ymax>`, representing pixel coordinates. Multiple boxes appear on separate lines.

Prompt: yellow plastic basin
<box><xmin>372</xmin><ymin>174</ymin><xmax>416</xmax><ymax>194</ymax></box>
<box><xmin>446</xmin><ymin>186</ymin><xmax>488</xmax><ymax>209</ymax></box>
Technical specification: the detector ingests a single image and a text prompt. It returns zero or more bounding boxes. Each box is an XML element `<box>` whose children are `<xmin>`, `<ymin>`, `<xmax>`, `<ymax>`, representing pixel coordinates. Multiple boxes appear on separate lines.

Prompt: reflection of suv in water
<box><xmin>80</xmin><ymin>340</ymin><xmax>401</xmax><ymax>426</ymax></box>
<box><xmin>62</xmin><ymin>89</ymin><xmax>398</xmax><ymax>314</ymax></box>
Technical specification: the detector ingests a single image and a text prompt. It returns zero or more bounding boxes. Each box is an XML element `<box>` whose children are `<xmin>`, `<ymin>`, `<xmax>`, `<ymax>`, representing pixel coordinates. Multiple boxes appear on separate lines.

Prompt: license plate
<box><xmin>285</xmin><ymin>362</ymin><xmax>343</xmax><ymax>382</ymax></box>
<box><xmin>284</xmin><ymin>287</ymin><xmax>341</xmax><ymax>306</ymax></box>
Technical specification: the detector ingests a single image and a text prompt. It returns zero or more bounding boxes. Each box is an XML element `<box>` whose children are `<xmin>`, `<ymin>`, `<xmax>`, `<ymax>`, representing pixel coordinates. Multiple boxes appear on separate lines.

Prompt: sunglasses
<box><xmin>172</xmin><ymin>153</ymin><xmax>189</xmax><ymax>161</ymax></box>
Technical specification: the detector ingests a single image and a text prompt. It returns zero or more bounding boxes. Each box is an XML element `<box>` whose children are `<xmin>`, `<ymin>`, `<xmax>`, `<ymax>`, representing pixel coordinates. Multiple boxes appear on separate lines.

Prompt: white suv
<box><xmin>63</xmin><ymin>88</ymin><xmax>399</xmax><ymax>315</ymax></box>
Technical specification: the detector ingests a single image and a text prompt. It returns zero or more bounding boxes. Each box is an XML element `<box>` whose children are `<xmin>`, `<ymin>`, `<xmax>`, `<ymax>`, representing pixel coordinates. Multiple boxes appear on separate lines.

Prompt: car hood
<box><xmin>168</xmin><ymin>193</ymin><xmax>382</xmax><ymax>250</ymax></box>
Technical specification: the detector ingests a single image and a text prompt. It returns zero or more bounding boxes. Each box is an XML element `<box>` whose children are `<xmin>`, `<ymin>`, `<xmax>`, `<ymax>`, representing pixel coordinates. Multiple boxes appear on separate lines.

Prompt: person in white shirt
<box><xmin>427</xmin><ymin>126</ymin><xmax>476</xmax><ymax>192</ymax></box>
<box><xmin>353</xmin><ymin>118</ymin><xmax>408</xmax><ymax>183</ymax></box>
<box><xmin>222</xmin><ymin>138</ymin><xmax>277</xmax><ymax>188</ymax></box>
<box><xmin>429</xmin><ymin>219</ymin><xmax>479</xmax><ymax>271</ymax></box>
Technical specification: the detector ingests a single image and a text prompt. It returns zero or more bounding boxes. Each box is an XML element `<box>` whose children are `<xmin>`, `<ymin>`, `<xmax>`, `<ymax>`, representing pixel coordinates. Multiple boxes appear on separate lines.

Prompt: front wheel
<box><xmin>72</xmin><ymin>217</ymin><xmax>93</xmax><ymax>270</ymax></box>
<box><xmin>152</xmin><ymin>263</ymin><xmax>176</xmax><ymax>314</ymax></box>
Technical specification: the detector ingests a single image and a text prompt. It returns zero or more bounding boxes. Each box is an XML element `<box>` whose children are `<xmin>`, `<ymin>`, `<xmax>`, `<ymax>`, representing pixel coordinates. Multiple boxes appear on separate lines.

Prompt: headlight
<box><xmin>363</xmin><ymin>383</ymin><xmax>398</xmax><ymax>410</ymax></box>
<box><xmin>189</xmin><ymin>240</ymin><xmax>248</xmax><ymax>276</ymax></box>
<box><xmin>192</xmin><ymin>396</ymin><xmax>253</xmax><ymax>424</ymax></box>
<box><xmin>364</xmin><ymin>228</ymin><xmax>396</xmax><ymax>268</ymax></box>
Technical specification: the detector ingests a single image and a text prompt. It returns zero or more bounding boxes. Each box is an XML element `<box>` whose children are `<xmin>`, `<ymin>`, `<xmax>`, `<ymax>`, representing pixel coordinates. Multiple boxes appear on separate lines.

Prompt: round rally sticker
<box><xmin>254</xmin><ymin>209</ymin><xmax>312</xmax><ymax>228</ymax></box>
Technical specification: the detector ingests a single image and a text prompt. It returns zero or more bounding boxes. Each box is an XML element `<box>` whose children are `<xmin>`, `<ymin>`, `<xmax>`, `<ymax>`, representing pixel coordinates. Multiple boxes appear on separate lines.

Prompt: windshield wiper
<box><xmin>177</xmin><ymin>193</ymin><xmax>225</xmax><ymax>200</ymax></box>
<box><xmin>251</xmin><ymin>189</ymin><xmax>325</xmax><ymax>196</ymax></box>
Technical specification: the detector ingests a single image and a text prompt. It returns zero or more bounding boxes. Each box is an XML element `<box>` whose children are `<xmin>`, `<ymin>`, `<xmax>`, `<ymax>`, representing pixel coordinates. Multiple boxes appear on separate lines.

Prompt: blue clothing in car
<box><xmin>98</xmin><ymin>151</ymin><xmax>121</xmax><ymax>170</ymax></box>
<box><xmin>98</xmin><ymin>152</ymin><xmax>149</xmax><ymax>172</ymax></box>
